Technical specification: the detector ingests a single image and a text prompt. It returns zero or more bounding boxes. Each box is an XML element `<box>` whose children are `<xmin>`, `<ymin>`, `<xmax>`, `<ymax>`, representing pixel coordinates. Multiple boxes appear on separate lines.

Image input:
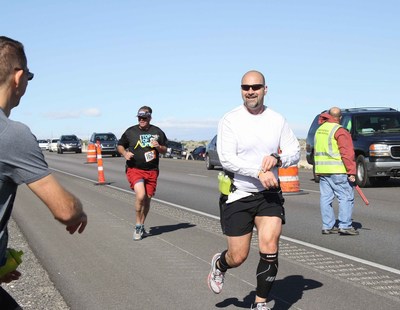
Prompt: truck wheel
<box><xmin>356</xmin><ymin>155</ymin><xmax>369</xmax><ymax>187</ymax></box>
<box><xmin>206</xmin><ymin>155</ymin><xmax>214</xmax><ymax>170</ymax></box>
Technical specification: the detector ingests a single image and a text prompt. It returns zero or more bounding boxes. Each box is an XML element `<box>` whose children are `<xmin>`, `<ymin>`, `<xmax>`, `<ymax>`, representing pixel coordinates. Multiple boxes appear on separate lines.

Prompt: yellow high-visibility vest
<box><xmin>314</xmin><ymin>122</ymin><xmax>346</xmax><ymax>174</ymax></box>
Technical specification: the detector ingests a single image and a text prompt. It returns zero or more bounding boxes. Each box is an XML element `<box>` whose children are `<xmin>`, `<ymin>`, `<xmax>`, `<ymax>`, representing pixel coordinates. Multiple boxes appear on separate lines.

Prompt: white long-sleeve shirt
<box><xmin>217</xmin><ymin>104</ymin><xmax>300</xmax><ymax>193</ymax></box>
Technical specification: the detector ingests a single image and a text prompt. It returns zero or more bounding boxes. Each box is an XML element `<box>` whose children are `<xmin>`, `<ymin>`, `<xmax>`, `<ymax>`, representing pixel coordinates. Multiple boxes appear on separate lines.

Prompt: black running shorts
<box><xmin>220</xmin><ymin>190</ymin><xmax>285</xmax><ymax>237</ymax></box>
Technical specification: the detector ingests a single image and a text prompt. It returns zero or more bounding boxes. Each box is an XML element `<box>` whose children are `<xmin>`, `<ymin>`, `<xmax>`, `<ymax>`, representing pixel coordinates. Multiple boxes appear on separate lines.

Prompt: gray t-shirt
<box><xmin>0</xmin><ymin>109</ymin><xmax>50</xmax><ymax>265</ymax></box>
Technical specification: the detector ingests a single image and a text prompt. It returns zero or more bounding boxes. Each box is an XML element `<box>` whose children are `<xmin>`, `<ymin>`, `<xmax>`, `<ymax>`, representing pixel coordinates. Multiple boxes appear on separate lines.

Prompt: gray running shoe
<box><xmin>207</xmin><ymin>253</ymin><xmax>225</xmax><ymax>294</ymax></box>
<box><xmin>250</xmin><ymin>302</ymin><xmax>271</xmax><ymax>310</ymax></box>
<box><xmin>322</xmin><ymin>227</ymin><xmax>339</xmax><ymax>235</ymax></box>
<box><xmin>339</xmin><ymin>227</ymin><xmax>359</xmax><ymax>235</ymax></box>
<box><xmin>133</xmin><ymin>225</ymin><xmax>143</xmax><ymax>241</ymax></box>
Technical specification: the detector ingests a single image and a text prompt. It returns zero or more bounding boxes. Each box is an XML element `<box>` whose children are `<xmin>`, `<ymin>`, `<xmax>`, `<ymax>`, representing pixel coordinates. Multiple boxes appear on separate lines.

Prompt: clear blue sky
<box><xmin>2</xmin><ymin>0</ymin><xmax>399</xmax><ymax>141</ymax></box>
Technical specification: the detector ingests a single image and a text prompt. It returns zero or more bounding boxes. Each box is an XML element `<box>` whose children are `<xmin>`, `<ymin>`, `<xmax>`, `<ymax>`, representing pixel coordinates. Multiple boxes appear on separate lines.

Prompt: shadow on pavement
<box><xmin>215</xmin><ymin>275</ymin><xmax>322</xmax><ymax>309</ymax></box>
<box><xmin>215</xmin><ymin>291</ymin><xmax>256</xmax><ymax>309</ymax></box>
<box><xmin>146</xmin><ymin>222</ymin><xmax>196</xmax><ymax>237</ymax></box>
<box><xmin>270</xmin><ymin>275</ymin><xmax>323</xmax><ymax>309</ymax></box>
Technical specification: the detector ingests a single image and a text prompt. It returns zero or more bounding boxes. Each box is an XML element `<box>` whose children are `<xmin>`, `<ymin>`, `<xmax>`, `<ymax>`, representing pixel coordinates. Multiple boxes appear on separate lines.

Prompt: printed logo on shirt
<box><xmin>134</xmin><ymin>134</ymin><xmax>160</xmax><ymax>149</ymax></box>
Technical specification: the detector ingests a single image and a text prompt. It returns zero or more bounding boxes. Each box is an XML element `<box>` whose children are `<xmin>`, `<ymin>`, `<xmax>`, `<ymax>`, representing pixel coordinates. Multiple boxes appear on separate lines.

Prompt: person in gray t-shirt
<box><xmin>0</xmin><ymin>36</ymin><xmax>88</xmax><ymax>308</ymax></box>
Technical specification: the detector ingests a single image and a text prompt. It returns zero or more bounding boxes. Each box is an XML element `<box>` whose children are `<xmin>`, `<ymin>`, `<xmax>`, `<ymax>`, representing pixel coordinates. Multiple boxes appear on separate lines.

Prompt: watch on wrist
<box><xmin>270</xmin><ymin>153</ymin><xmax>282</xmax><ymax>167</ymax></box>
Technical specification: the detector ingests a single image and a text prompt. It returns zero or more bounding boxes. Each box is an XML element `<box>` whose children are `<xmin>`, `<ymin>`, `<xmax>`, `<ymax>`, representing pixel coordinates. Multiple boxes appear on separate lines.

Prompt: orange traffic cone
<box><xmin>85</xmin><ymin>143</ymin><xmax>97</xmax><ymax>164</ymax></box>
<box><xmin>95</xmin><ymin>141</ymin><xmax>109</xmax><ymax>185</ymax></box>
<box><xmin>278</xmin><ymin>166</ymin><xmax>302</xmax><ymax>194</ymax></box>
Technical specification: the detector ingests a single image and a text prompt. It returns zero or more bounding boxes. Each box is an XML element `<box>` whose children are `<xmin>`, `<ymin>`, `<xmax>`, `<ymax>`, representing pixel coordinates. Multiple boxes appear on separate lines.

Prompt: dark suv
<box><xmin>306</xmin><ymin>107</ymin><xmax>400</xmax><ymax>187</ymax></box>
<box><xmin>205</xmin><ymin>135</ymin><xmax>221</xmax><ymax>170</ymax></box>
<box><xmin>89</xmin><ymin>132</ymin><xmax>120</xmax><ymax>157</ymax></box>
<box><xmin>164</xmin><ymin>141</ymin><xmax>184</xmax><ymax>159</ymax></box>
<box><xmin>57</xmin><ymin>135</ymin><xmax>82</xmax><ymax>154</ymax></box>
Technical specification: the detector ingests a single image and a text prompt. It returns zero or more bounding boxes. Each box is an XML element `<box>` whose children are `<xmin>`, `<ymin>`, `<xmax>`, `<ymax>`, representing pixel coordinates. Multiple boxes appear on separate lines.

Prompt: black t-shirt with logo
<box><xmin>118</xmin><ymin>125</ymin><xmax>167</xmax><ymax>170</ymax></box>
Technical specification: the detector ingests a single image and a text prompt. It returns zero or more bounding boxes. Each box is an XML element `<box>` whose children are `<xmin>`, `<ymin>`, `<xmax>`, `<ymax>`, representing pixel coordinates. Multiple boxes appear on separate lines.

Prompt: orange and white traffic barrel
<box><xmin>95</xmin><ymin>141</ymin><xmax>109</xmax><ymax>185</ymax></box>
<box><xmin>85</xmin><ymin>144</ymin><xmax>97</xmax><ymax>164</ymax></box>
<box><xmin>278</xmin><ymin>166</ymin><xmax>301</xmax><ymax>193</ymax></box>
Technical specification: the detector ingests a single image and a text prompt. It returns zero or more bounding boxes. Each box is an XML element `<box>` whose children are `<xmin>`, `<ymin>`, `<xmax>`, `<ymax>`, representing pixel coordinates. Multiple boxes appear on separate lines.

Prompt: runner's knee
<box><xmin>226</xmin><ymin>250</ymin><xmax>248</xmax><ymax>267</ymax></box>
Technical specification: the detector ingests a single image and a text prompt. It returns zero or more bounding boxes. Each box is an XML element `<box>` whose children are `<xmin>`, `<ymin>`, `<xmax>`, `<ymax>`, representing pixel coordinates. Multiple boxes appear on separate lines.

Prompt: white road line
<box><xmin>187</xmin><ymin>173</ymin><xmax>208</xmax><ymax>178</ymax></box>
<box><xmin>300</xmin><ymin>188</ymin><xmax>320</xmax><ymax>193</ymax></box>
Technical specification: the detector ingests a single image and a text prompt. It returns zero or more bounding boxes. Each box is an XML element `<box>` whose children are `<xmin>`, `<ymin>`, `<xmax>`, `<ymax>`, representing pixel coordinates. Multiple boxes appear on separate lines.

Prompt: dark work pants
<box><xmin>0</xmin><ymin>286</ymin><xmax>20</xmax><ymax>309</ymax></box>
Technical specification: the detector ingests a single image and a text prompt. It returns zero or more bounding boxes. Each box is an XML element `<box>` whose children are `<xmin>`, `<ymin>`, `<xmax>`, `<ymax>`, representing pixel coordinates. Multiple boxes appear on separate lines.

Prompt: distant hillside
<box><xmin>180</xmin><ymin>140</ymin><xmax>208</xmax><ymax>151</ymax></box>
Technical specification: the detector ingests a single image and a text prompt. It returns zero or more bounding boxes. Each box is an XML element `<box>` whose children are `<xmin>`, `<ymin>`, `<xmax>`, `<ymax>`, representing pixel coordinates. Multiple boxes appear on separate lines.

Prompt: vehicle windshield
<box><xmin>354</xmin><ymin>115</ymin><xmax>400</xmax><ymax>135</ymax></box>
<box><xmin>167</xmin><ymin>141</ymin><xmax>183</xmax><ymax>149</ymax></box>
<box><xmin>95</xmin><ymin>134</ymin><xmax>117</xmax><ymax>141</ymax></box>
<box><xmin>63</xmin><ymin>135</ymin><xmax>78</xmax><ymax>141</ymax></box>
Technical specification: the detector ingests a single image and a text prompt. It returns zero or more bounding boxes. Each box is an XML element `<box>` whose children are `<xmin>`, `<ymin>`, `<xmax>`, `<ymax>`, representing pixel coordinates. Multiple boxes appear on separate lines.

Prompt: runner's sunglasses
<box><xmin>241</xmin><ymin>84</ymin><xmax>264</xmax><ymax>91</ymax></box>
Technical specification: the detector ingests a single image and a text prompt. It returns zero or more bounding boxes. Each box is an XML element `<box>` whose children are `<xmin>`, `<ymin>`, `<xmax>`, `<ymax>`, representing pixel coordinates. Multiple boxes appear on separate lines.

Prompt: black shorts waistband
<box><xmin>249</xmin><ymin>188</ymin><xmax>281</xmax><ymax>195</ymax></box>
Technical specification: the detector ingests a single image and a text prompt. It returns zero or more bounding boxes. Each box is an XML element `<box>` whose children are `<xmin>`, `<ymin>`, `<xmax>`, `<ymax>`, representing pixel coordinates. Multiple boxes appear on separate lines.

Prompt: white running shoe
<box><xmin>133</xmin><ymin>225</ymin><xmax>143</xmax><ymax>241</ymax></box>
<box><xmin>250</xmin><ymin>302</ymin><xmax>270</xmax><ymax>310</ymax></box>
<box><xmin>207</xmin><ymin>253</ymin><xmax>225</xmax><ymax>294</ymax></box>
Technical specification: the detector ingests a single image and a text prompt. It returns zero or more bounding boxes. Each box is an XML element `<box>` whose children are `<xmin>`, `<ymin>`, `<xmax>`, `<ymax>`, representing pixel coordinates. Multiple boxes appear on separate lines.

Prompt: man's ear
<box><xmin>13</xmin><ymin>69</ymin><xmax>24</xmax><ymax>88</ymax></box>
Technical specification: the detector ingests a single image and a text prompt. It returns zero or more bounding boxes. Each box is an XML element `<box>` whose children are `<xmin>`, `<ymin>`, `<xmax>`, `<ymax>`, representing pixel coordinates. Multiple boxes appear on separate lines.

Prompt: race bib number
<box><xmin>144</xmin><ymin>150</ymin><xmax>156</xmax><ymax>162</ymax></box>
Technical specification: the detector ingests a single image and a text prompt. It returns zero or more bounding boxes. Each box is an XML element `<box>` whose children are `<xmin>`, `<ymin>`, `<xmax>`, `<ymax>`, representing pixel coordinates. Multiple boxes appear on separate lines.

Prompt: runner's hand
<box><xmin>261</xmin><ymin>155</ymin><xmax>279</xmax><ymax>172</ymax></box>
<box><xmin>150</xmin><ymin>140</ymin><xmax>160</xmax><ymax>148</ymax></box>
<box><xmin>124</xmin><ymin>150</ymin><xmax>134</xmax><ymax>160</ymax></box>
<box><xmin>258</xmin><ymin>170</ymin><xmax>279</xmax><ymax>189</ymax></box>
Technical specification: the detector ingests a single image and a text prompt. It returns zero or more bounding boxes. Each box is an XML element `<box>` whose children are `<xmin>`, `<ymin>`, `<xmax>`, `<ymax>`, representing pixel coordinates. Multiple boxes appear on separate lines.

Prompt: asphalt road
<box><xmin>42</xmin><ymin>153</ymin><xmax>400</xmax><ymax>270</ymax></box>
<box><xmin>7</xmin><ymin>153</ymin><xmax>400</xmax><ymax>309</ymax></box>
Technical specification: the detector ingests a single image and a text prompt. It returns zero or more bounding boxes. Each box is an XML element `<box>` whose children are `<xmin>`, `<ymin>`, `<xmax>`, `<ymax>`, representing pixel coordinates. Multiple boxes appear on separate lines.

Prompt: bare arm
<box><xmin>27</xmin><ymin>174</ymin><xmax>87</xmax><ymax>234</ymax></box>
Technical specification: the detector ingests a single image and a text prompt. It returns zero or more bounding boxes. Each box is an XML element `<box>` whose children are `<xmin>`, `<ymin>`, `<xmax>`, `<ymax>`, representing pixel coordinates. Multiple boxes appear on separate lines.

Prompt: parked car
<box><xmin>48</xmin><ymin>138</ymin><xmax>59</xmax><ymax>152</ymax></box>
<box><xmin>57</xmin><ymin>135</ymin><xmax>82</xmax><ymax>154</ymax></box>
<box><xmin>306</xmin><ymin>107</ymin><xmax>400</xmax><ymax>187</ymax></box>
<box><xmin>191</xmin><ymin>146</ymin><xmax>206</xmax><ymax>160</ymax></box>
<box><xmin>205</xmin><ymin>135</ymin><xmax>222</xmax><ymax>170</ymax></box>
<box><xmin>37</xmin><ymin>139</ymin><xmax>49</xmax><ymax>150</ymax></box>
<box><xmin>164</xmin><ymin>140</ymin><xmax>184</xmax><ymax>159</ymax></box>
<box><xmin>89</xmin><ymin>132</ymin><xmax>120</xmax><ymax>157</ymax></box>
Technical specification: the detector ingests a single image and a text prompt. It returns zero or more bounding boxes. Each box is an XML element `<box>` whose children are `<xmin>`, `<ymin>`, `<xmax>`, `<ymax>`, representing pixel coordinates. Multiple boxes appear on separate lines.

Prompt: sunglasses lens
<box><xmin>252</xmin><ymin>84</ymin><xmax>263</xmax><ymax>90</ymax></box>
<box><xmin>241</xmin><ymin>84</ymin><xmax>264</xmax><ymax>91</ymax></box>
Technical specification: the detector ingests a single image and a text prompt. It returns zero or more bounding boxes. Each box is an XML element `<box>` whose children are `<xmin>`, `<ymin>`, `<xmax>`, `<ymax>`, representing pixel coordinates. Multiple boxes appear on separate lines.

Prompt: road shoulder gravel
<box><xmin>3</xmin><ymin>218</ymin><xmax>69</xmax><ymax>309</ymax></box>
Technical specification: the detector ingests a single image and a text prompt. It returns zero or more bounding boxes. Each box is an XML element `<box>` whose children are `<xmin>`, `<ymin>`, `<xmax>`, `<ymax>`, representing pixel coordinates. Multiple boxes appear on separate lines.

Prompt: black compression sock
<box><xmin>217</xmin><ymin>250</ymin><xmax>230</xmax><ymax>272</ymax></box>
